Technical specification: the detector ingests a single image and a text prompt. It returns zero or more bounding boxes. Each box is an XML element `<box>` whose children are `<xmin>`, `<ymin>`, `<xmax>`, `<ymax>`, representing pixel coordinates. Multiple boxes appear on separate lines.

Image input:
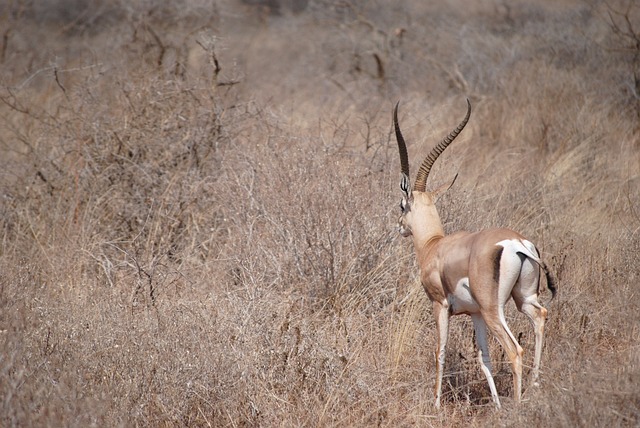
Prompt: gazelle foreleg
<box><xmin>471</xmin><ymin>314</ymin><xmax>501</xmax><ymax>408</ymax></box>
<box><xmin>433</xmin><ymin>300</ymin><xmax>450</xmax><ymax>408</ymax></box>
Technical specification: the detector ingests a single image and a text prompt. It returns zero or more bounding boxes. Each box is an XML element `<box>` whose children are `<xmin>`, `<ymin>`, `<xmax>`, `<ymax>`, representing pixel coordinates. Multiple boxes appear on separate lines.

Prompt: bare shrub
<box><xmin>1</xmin><ymin>0</ymin><xmax>638</xmax><ymax>426</ymax></box>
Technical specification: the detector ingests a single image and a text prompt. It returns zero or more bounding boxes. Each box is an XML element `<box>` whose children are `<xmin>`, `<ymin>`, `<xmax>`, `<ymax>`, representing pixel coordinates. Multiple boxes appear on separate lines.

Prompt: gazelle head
<box><xmin>393</xmin><ymin>100</ymin><xmax>471</xmax><ymax>239</ymax></box>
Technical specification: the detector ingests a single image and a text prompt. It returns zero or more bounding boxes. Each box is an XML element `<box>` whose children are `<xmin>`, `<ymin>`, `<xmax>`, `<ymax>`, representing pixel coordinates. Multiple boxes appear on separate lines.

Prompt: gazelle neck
<box><xmin>412</xmin><ymin>224</ymin><xmax>444</xmax><ymax>258</ymax></box>
<box><xmin>410</xmin><ymin>192</ymin><xmax>445</xmax><ymax>255</ymax></box>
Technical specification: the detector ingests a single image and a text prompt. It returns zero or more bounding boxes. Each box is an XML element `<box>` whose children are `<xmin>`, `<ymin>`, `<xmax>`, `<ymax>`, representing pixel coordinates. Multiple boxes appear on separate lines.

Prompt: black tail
<box><xmin>541</xmin><ymin>262</ymin><xmax>557</xmax><ymax>301</ymax></box>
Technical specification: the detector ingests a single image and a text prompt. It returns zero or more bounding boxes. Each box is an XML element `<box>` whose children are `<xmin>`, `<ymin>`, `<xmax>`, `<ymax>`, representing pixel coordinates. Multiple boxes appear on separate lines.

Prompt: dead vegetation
<box><xmin>0</xmin><ymin>0</ymin><xmax>638</xmax><ymax>426</ymax></box>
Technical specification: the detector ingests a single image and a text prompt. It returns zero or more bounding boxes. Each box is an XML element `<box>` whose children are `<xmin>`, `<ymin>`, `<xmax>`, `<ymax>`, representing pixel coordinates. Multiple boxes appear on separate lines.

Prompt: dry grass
<box><xmin>1</xmin><ymin>0</ymin><xmax>639</xmax><ymax>426</ymax></box>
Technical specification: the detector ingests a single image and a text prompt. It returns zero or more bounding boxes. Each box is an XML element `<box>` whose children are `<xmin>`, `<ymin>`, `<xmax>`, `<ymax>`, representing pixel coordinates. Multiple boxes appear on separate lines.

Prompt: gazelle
<box><xmin>393</xmin><ymin>99</ymin><xmax>556</xmax><ymax>409</ymax></box>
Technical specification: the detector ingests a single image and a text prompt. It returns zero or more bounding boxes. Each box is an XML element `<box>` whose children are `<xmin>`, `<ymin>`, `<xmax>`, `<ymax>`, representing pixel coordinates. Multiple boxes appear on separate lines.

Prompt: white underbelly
<box><xmin>447</xmin><ymin>277</ymin><xmax>480</xmax><ymax>315</ymax></box>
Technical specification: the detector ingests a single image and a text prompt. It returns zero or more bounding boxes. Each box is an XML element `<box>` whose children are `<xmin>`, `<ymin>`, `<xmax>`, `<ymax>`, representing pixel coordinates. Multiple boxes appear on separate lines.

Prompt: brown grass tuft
<box><xmin>1</xmin><ymin>0</ymin><xmax>638</xmax><ymax>426</ymax></box>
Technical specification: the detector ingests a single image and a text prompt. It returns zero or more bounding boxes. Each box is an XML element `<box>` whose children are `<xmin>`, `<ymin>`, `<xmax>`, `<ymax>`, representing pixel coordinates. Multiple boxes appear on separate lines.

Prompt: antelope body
<box><xmin>393</xmin><ymin>100</ymin><xmax>556</xmax><ymax>408</ymax></box>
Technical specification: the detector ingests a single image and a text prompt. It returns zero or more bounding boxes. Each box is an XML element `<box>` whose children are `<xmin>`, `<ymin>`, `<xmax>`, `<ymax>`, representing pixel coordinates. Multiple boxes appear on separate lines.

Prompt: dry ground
<box><xmin>1</xmin><ymin>0</ymin><xmax>639</xmax><ymax>426</ymax></box>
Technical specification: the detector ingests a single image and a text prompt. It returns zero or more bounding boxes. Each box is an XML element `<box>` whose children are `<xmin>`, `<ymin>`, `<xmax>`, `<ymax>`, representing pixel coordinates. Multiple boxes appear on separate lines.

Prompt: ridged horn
<box><xmin>393</xmin><ymin>101</ymin><xmax>410</xmax><ymax>179</ymax></box>
<box><xmin>413</xmin><ymin>99</ymin><xmax>471</xmax><ymax>193</ymax></box>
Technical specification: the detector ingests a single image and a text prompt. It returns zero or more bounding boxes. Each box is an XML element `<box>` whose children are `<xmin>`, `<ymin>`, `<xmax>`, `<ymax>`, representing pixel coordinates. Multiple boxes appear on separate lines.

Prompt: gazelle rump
<box><xmin>393</xmin><ymin>100</ymin><xmax>556</xmax><ymax>408</ymax></box>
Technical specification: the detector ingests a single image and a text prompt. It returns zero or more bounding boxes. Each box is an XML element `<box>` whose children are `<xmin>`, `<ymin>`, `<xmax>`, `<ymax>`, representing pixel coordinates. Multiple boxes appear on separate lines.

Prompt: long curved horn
<box><xmin>393</xmin><ymin>102</ymin><xmax>411</xmax><ymax>179</ymax></box>
<box><xmin>413</xmin><ymin>99</ymin><xmax>471</xmax><ymax>193</ymax></box>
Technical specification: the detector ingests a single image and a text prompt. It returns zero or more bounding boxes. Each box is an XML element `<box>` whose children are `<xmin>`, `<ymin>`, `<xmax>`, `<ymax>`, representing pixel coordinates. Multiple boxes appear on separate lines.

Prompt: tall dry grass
<box><xmin>1</xmin><ymin>0</ymin><xmax>638</xmax><ymax>426</ymax></box>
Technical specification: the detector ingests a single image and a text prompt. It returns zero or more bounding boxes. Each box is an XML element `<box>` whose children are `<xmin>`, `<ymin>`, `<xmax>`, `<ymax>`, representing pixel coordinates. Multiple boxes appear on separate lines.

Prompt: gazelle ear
<box><xmin>400</xmin><ymin>173</ymin><xmax>411</xmax><ymax>198</ymax></box>
<box><xmin>432</xmin><ymin>173</ymin><xmax>459</xmax><ymax>201</ymax></box>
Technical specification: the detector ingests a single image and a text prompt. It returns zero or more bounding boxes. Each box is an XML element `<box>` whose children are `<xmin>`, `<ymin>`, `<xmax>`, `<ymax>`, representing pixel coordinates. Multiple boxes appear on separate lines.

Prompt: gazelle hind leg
<box><xmin>485</xmin><ymin>308</ymin><xmax>524</xmax><ymax>403</ymax></box>
<box><xmin>513</xmin><ymin>256</ymin><xmax>548</xmax><ymax>385</ymax></box>
<box><xmin>519</xmin><ymin>300</ymin><xmax>547</xmax><ymax>385</ymax></box>
<box><xmin>471</xmin><ymin>314</ymin><xmax>501</xmax><ymax>408</ymax></box>
<box><xmin>493</xmin><ymin>247</ymin><xmax>526</xmax><ymax>402</ymax></box>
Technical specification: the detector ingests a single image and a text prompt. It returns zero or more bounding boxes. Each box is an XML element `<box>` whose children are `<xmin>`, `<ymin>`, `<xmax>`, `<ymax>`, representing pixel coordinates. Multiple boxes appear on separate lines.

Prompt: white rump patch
<box><xmin>497</xmin><ymin>239</ymin><xmax>540</xmax><ymax>263</ymax></box>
